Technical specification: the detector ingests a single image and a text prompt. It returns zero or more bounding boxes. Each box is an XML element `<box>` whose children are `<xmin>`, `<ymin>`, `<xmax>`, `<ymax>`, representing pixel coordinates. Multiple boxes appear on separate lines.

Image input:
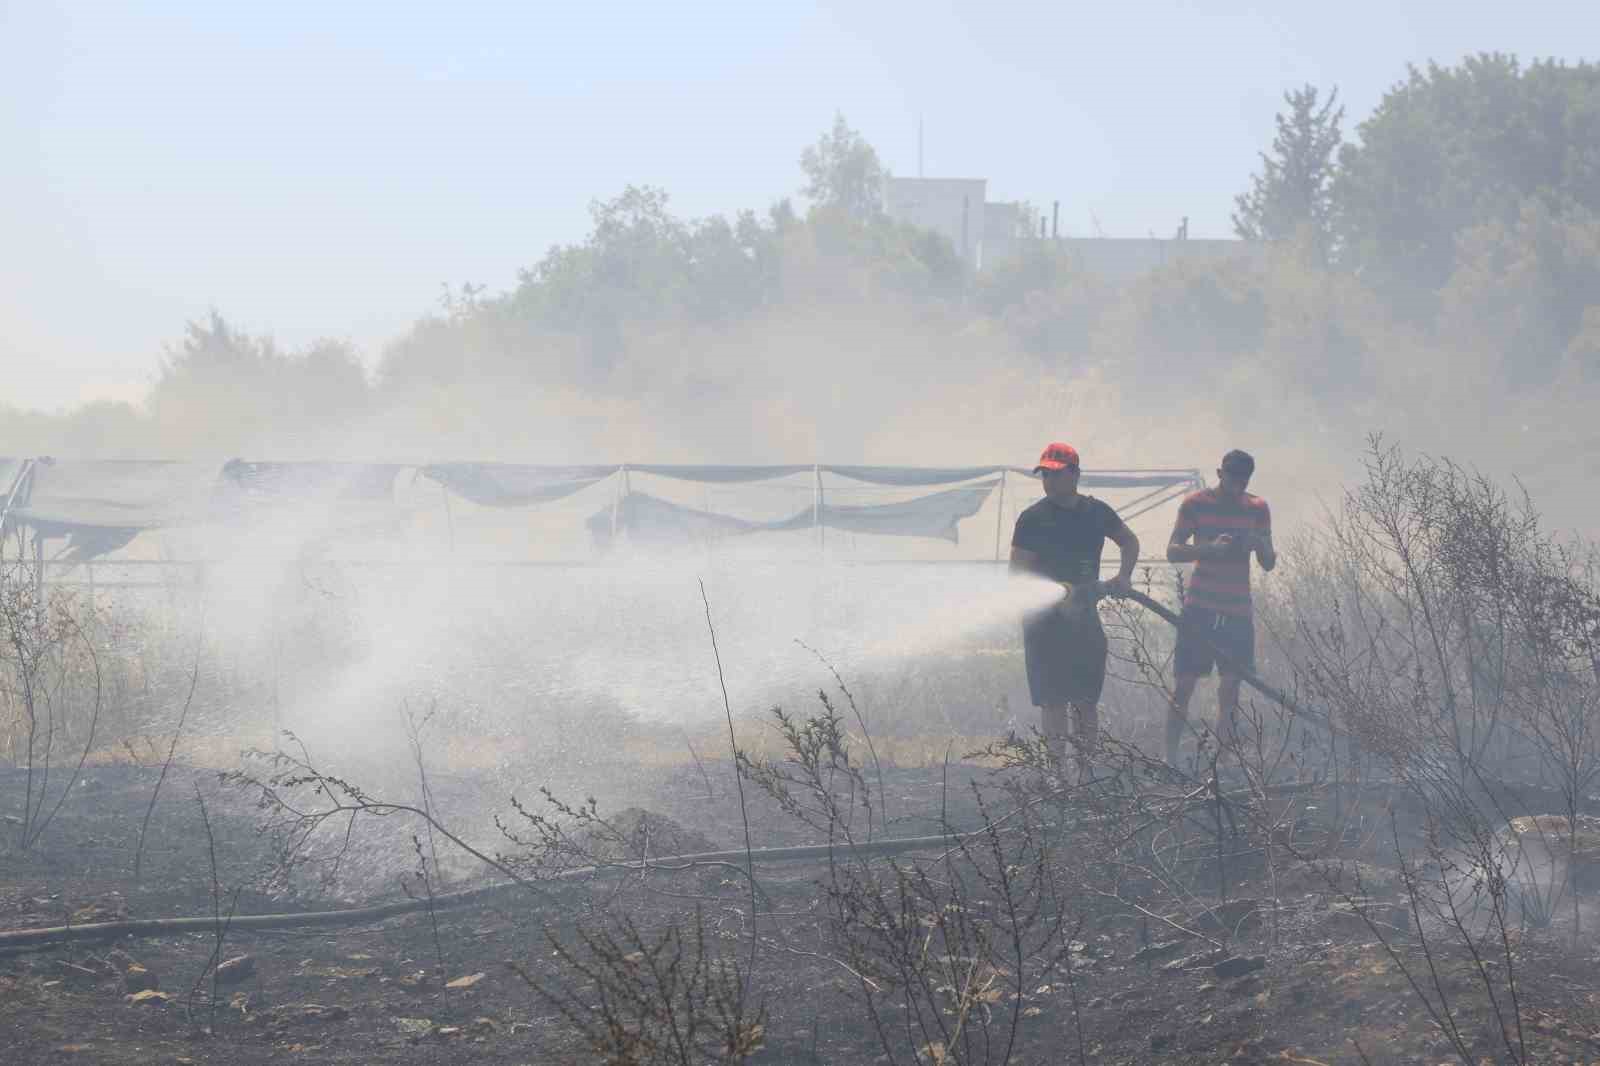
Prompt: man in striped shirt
<box><xmin>1165</xmin><ymin>450</ymin><xmax>1276</xmax><ymax>765</ymax></box>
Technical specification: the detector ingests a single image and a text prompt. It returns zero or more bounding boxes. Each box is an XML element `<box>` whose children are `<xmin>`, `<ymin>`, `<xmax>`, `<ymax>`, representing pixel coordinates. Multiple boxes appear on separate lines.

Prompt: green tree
<box><xmin>975</xmin><ymin>246</ymin><xmax>1108</xmax><ymax>362</ymax></box>
<box><xmin>507</xmin><ymin>186</ymin><xmax>696</xmax><ymax>374</ymax></box>
<box><xmin>799</xmin><ymin>113</ymin><xmax>886</xmax><ymax>220</ymax></box>
<box><xmin>151</xmin><ymin>311</ymin><xmax>370</xmax><ymax>439</ymax></box>
<box><xmin>294</xmin><ymin>338</ymin><xmax>371</xmax><ymax>419</ymax></box>
<box><xmin>1232</xmin><ymin>85</ymin><xmax>1344</xmax><ymax>259</ymax></box>
<box><xmin>158</xmin><ymin>310</ymin><xmax>278</xmax><ymax>385</ymax></box>
<box><xmin>380</xmin><ymin>186</ymin><xmax>797</xmax><ymax>388</ymax></box>
<box><xmin>1334</xmin><ymin>54</ymin><xmax>1600</xmax><ymax>292</ymax></box>
<box><xmin>516</xmin><ymin>185</ymin><xmax>789</xmax><ymax>327</ymax></box>
<box><xmin>1567</xmin><ymin>307</ymin><xmax>1600</xmax><ymax>380</ymax></box>
<box><xmin>1439</xmin><ymin>200</ymin><xmax>1600</xmax><ymax>382</ymax></box>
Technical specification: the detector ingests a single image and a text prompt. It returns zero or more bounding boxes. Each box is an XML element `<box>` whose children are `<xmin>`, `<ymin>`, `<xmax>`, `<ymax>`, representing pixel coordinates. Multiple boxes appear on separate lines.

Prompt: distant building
<box><xmin>883</xmin><ymin>177</ymin><xmax>988</xmax><ymax>270</ymax></box>
<box><xmin>885</xmin><ymin>174</ymin><xmax>1267</xmax><ymax>279</ymax></box>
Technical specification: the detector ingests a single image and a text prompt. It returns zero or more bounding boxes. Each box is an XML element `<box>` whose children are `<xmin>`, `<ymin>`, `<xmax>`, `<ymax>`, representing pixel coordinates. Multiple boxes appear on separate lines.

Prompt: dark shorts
<box><xmin>1174</xmin><ymin>606</ymin><xmax>1255</xmax><ymax>679</ymax></box>
<box><xmin>1022</xmin><ymin>609</ymin><xmax>1108</xmax><ymax>706</ymax></box>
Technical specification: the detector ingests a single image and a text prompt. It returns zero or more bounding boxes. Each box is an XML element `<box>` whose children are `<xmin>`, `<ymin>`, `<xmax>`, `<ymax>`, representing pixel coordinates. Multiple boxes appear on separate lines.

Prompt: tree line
<box><xmin>4</xmin><ymin>53</ymin><xmax>1597</xmax><ymax>465</ymax></box>
<box><xmin>1232</xmin><ymin>55</ymin><xmax>1599</xmax><ymax>373</ymax></box>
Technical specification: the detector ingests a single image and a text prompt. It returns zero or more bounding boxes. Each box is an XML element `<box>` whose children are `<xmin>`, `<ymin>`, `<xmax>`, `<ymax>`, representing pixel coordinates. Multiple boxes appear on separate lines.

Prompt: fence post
<box><xmin>609</xmin><ymin>464</ymin><xmax>626</xmax><ymax>542</ymax></box>
<box><xmin>0</xmin><ymin>458</ymin><xmax>36</xmax><ymax>571</ymax></box>
<box><xmin>813</xmin><ymin>464</ymin><xmax>824</xmax><ymax>553</ymax></box>
<box><xmin>992</xmin><ymin>468</ymin><xmax>1007</xmax><ymax>562</ymax></box>
<box><xmin>32</xmin><ymin>532</ymin><xmax>44</xmax><ymax>602</ymax></box>
<box><xmin>441</xmin><ymin>483</ymin><xmax>456</xmax><ymax>554</ymax></box>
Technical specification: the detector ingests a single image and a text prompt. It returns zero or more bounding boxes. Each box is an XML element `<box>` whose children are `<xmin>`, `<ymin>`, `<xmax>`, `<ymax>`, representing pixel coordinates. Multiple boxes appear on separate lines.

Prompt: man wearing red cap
<box><xmin>1010</xmin><ymin>442</ymin><xmax>1141</xmax><ymax>777</ymax></box>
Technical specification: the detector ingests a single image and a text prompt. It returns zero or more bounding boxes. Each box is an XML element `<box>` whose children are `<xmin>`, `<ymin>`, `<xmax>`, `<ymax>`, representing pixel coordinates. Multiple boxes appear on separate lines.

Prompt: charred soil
<box><xmin>3</xmin><ymin>761</ymin><xmax>1600</xmax><ymax>1066</ymax></box>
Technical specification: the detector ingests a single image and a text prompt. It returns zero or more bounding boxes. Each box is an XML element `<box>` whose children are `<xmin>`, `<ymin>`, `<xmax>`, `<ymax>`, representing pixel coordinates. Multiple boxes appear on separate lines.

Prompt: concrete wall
<box><xmin>1057</xmin><ymin>237</ymin><xmax>1268</xmax><ymax>281</ymax></box>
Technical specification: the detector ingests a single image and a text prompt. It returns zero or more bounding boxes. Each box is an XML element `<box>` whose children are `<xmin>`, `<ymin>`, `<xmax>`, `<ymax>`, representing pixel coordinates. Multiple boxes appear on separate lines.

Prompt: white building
<box><xmin>886</xmin><ymin>173</ymin><xmax>1266</xmax><ymax>278</ymax></box>
<box><xmin>883</xmin><ymin>177</ymin><xmax>988</xmax><ymax>270</ymax></box>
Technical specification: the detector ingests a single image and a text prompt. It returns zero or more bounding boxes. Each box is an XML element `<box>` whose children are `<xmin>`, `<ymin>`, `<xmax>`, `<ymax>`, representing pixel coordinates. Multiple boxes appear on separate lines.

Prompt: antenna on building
<box><xmin>918</xmin><ymin>117</ymin><xmax>924</xmax><ymax>179</ymax></box>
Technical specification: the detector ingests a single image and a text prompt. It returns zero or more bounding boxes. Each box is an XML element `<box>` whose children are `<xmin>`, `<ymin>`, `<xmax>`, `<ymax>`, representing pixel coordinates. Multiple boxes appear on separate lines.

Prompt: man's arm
<box><xmin>1009</xmin><ymin>545</ymin><xmax>1045</xmax><ymax>577</ymax></box>
<box><xmin>1009</xmin><ymin>508</ymin><xmax>1046</xmax><ymax>577</ymax></box>
<box><xmin>1166</xmin><ymin>509</ymin><xmax>1221</xmax><ymax>563</ymax></box>
<box><xmin>1254</xmin><ymin>505</ymin><xmax>1277</xmax><ymax>572</ymax></box>
<box><xmin>1101</xmin><ymin>519</ymin><xmax>1141</xmax><ymax>594</ymax></box>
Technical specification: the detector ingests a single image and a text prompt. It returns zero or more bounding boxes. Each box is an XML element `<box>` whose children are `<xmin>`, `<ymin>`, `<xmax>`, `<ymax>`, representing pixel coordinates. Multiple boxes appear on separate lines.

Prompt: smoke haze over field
<box><xmin>6</xmin><ymin>274</ymin><xmax>1592</xmax><ymax>535</ymax></box>
<box><xmin>3</xmin><ymin>12</ymin><xmax>1600</xmax><ymax>757</ymax></box>
<box><xmin>10</xmin><ymin>21</ymin><xmax>1600</xmax><ymax>1063</ymax></box>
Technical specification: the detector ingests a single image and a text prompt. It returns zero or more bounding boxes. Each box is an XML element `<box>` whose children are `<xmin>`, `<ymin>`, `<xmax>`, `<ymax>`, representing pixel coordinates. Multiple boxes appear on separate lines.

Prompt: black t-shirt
<box><xmin>1011</xmin><ymin>495</ymin><xmax>1122</xmax><ymax>584</ymax></box>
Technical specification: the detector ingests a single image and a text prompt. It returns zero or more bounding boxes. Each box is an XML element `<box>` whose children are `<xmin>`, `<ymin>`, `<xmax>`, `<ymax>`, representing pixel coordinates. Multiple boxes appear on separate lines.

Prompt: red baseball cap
<box><xmin>1033</xmin><ymin>442</ymin><xmax>1080</xmax><ymax>474</ymax></box>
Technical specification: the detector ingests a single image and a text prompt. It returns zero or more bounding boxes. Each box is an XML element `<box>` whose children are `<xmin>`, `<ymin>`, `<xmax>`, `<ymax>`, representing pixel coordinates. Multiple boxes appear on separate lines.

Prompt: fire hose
<box><xmin>1115</xmin><ymin>587</ymin><xmax>1329</xmax><ymax>735</ymax></box>
<box><xmin>1048</xmin><ymin>579</ymin><xmax>1332</xmax><ymax>739</ymax></box>
<box><xmin>0</xmin><ymin>833</ymin><xmax>980</xmax><ymax>951</ymax></box>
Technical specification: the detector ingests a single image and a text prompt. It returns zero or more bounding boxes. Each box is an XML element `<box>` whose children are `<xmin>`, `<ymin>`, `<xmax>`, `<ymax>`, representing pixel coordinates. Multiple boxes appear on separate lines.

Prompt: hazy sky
<box><xmin>2</xmin><ymin>1</ymin><xmax>1593</xmax><ymax>411</ymax></box>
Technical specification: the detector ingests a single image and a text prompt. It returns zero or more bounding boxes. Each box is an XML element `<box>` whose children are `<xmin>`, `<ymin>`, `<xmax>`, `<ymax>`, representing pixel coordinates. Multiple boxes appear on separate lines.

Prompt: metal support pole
<box><xmin>0</xmin><ymin>459</ymin><xmax>32</xmax><ymax>526</ymax></box>
<box><xmin>32</xmin><ymin>532</ymin><xmax>44</xmax><ymax>602</ymax></box>
<box><xmin>609</xmin><ymin>465</ymin><xmax>625</xmax><ymax>542</ymax></box>
<box><xmin>961</xmin><ymin>195</ymin><xmax>970</xmax><ymax>266</ymax></box>
<box><xmin>813</xmin><ymin>465</ymin><xmax>824</xmax><ymax>552</ymax></box>
<box><xmin>0</xmin><ymin>458</ymin><xmax>36</xmax><ymax>568</ymax></box>
<box><xmin>441</xmin><ymin>484</ymin><xmax>456</xmax><ymax>554</ymax></box>
<box><xmin>992</xmin><ymin>469</ymin><xmax>1007</xmax><ymax>562</ymax></box>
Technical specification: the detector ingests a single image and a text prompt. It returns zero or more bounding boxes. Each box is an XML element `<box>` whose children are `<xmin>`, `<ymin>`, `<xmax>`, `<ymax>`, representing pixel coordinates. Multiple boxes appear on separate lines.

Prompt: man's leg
<box><xmin>1215</xmin><ymin>614</ymin><xmax>1254</xmax><ymax>758</ymax></box>
<box><xmin>1069</xmin><ymin>700</ymin><xmax>1099</xmax><ymax>779</ymax></box>
<box><xmin>1216</xmin><ymin>675</ymin><xmax>1243</xmax><ymax>753</ymax></box>
<box><xmin>1168</xmin><ymin>675</ymin><xmax>1199</xmax><ymax>765</ymax></box>
<box><xmin>1040</xmin><ymin>703</ymin><xmax>1071</xmax><ymax>771</ymax></box>
<box><xmin>1170</xmin><ymin>613</ymin><xmax>1211</xmax><ymax>766</ymax></box>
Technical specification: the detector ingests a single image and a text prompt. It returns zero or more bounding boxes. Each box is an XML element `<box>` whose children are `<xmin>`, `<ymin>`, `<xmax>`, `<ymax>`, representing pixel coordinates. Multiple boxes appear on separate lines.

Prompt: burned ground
<box><xmin>4</xmin><ymin>751</ymin><xmax>1600</xmax><ymax>1066</ymax></box>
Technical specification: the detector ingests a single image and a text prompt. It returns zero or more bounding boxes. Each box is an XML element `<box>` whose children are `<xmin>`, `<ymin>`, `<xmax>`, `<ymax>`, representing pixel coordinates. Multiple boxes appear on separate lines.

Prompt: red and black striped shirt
<box><xmin>1174</xmin><ymin>488</ymin><xmax>1271</xmax><ymax>617</ymax></box>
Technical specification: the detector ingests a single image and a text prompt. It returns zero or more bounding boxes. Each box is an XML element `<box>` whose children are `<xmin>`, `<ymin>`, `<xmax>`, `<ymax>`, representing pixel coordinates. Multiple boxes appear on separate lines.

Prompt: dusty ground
<box><xmin>3</xmin><ymin>756</ymin><xmax>1600</xmax><ymax>1066</ymax></box>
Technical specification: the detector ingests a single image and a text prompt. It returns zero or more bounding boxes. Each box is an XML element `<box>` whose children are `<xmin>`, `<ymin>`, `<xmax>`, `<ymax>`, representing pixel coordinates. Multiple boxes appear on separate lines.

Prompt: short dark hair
<box><xmin>1220</xmin><ymin>449</ymin><xmax>1255</xmax><ymax>476</ymax></box>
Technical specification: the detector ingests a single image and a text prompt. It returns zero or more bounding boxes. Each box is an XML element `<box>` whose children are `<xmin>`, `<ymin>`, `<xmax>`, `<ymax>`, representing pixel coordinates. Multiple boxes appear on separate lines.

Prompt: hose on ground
<box><xmin>0</xmin><ymin>832</ymin><xmax>969</xmax><ymax>951</ymax></box>
<box><xmin>1119</xmin><ymin>587</ymin><xmax>1341</xmax><ymax>739</ymax></box>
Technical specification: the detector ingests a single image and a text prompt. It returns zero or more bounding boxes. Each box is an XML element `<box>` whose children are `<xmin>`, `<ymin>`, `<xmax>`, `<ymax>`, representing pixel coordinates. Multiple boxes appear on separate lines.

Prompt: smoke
<box><xmin>11</xmin><ymin>217</ymin><xmax>1599</xmax><ymax>842</ymax></box>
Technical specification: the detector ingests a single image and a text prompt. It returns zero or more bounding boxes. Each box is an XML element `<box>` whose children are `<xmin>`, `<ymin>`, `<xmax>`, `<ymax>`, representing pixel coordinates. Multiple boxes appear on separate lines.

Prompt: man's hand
<box><xmin>1207</xmin><ymin>533</ymin><xmax>1237</xmax><ymax>560</ymax></box>
<box><xmin>1098</xmin><ymin>574</ymin><xmax>1132</xmax><ymax>598</ymax></box>
<box><xmin>1254</xmin><ymin>530</ymin><xmax>1277</xmax><ymax>571</ymax></box>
